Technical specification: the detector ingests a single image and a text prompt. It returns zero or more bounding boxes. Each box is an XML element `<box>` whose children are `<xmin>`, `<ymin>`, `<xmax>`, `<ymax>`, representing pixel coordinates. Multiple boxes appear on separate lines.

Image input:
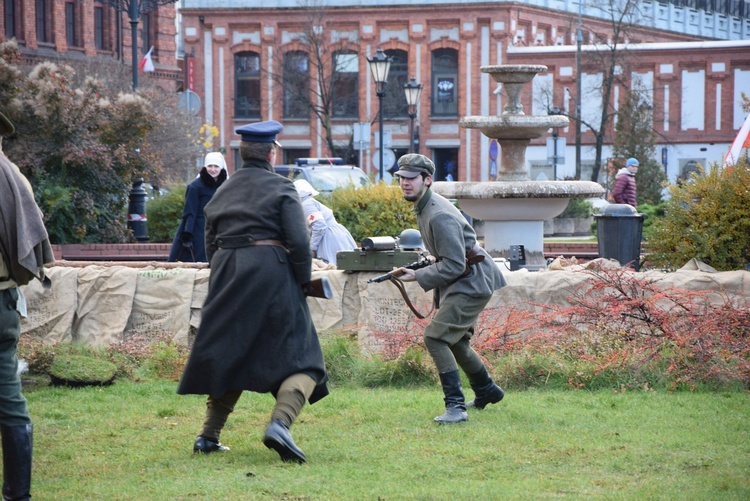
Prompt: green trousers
<box><xmin>423</xmin><ymin>293</ymin><xmax>492</xmax><ymax>375</ymax></box>
<box><xmin>0</xmin><ymin>288</ymin><xmax>30</xmax><ymax>426</ymax></box>
<box><xmin>200</xmin><ymin>373</ymin><xmax>315</xmax><ymax>441</ymax></box>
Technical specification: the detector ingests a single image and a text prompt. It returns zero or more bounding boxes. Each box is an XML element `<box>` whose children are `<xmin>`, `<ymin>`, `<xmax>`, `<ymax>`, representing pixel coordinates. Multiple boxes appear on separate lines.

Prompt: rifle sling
<box><xmin>388</xmin><ymin>276</ymin><xmax>430</xmax><ymax>319</ymax></box>
<box><xmin>388</xmin><ymin>244</ymin><xmax>485</xmax><ymax>318</ymax></box>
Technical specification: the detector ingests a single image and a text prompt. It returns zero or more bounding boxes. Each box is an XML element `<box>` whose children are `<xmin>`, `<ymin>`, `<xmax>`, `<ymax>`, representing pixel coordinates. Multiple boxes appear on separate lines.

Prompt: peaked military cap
<box><xmin>236</xmin><ymin>120</ymin><xmax>283</xmax><ymax>147</ymax></box>
<box><xmin>395</xmin><ymin>153</ymin><xmax>435</xmax><ymax>178</ymax></box>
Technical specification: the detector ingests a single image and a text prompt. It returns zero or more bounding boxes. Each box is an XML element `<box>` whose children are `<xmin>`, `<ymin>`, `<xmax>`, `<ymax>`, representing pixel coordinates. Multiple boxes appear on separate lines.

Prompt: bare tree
<box><xmin>612</xmin><ymin>87</ymin><xmax>667</xmax><ymax>204</ymax></box>
<box><xmin>265</xmin><ymin>0</ymin><xmax>360</xmax><ymax>160</ymax></box>
<box><xmin>576</xmin><ymin>0</ymin><xmax>644</xmax><ymax>182</ymax></box>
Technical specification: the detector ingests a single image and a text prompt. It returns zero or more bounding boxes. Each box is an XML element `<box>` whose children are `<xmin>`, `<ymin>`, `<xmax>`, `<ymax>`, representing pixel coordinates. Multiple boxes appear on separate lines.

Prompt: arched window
<box><xmin>431</xmin><ymin>48</ymin><xmax>458</xmax><ymax>117</ymax></box>
<box><xmin>283</xmin><ymin>51</ymin><xmax>309</xmax><ymax>119</ymax></box>
<box><xmin>383</xmin><ymin>49</ymin><xmax>408</xmax><ymax>119</ymax></box>
<box><xmin>332</xmin><ymin>50</ymin><xmax>359</xmax><ymax>118</ymax></box>
<box><xmin>235</xmin><ymin>52</ymin><xmax>261</xmax><ymax>119</ymax></box>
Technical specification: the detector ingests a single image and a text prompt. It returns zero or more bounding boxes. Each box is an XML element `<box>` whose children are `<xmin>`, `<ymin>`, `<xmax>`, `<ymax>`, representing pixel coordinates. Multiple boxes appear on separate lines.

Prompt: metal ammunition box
<box><xmin>336</xmin><ymin>249</ymin><xmax>423</xmax><ymax>272</ymax></box>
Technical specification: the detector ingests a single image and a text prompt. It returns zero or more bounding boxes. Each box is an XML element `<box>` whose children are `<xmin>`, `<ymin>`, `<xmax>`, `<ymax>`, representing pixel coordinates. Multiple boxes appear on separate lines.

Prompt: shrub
<box><xmin>146</xmin><ymin>186</ymin><xmax>186</xmax><ymax>243</ymax></box>
<box><xmin>555</xmin><ymin>198</ymin><xmax>593</xmax><ymax>219</ymax></box>
<box><xmin>140</xmin><ymin>340</ymin><xmax>190</xmax><ymax>381</ymax></box>
<box><xmin>474</xmin><ymin>266</ymin><xmax>750</xmax><ymax>390</ymax></box>
<box><xmin>322</xmin><ymin>182</ymin><xmax>417</xmax><ymax>244</ymax></box>
<box><xmin>321</xmin><ymin>331</ymin><xmax>360</xmax><ymax>386</ymax></box>
<box><xmin>647</xmin><ymin>159</ymin><xmax>750</xmax><ymax>271</ymax></box>
<box><xmin>636</xmin><ymin>201</ymin><xmax>667</xmax><ymax>242</ymax></box>
<box><xmin>17</xmin><ymin>336</ymin><xmax>57</xmax><ymax>375</ymax></box>
<box><xmin>358</xmin><ymin>347</ymin><xmax>437</xmax><ymax>388</ymax></box>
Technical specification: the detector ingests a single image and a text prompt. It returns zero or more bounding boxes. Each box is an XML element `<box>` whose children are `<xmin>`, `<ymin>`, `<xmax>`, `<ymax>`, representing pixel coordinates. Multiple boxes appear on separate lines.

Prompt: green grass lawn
<box><xmin>17</xmin><ymin>380</ymin><xmax>750</xmax><ymax>500</ymax></box>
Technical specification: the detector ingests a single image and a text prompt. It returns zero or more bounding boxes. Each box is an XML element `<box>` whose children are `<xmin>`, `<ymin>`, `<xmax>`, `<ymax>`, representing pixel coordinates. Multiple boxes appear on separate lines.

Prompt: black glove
<box><xmin>180</xmin><ymin>232</ymin><xmax>193</xmax><ymax>248</ymax></box>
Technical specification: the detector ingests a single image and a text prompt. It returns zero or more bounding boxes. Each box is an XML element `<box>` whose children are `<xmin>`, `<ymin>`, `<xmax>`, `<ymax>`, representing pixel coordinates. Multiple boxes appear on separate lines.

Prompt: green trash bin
<box><xmin>594</xmin><ymin>204</ymin><xmax>646</xmax><ymax>271</ymax></box>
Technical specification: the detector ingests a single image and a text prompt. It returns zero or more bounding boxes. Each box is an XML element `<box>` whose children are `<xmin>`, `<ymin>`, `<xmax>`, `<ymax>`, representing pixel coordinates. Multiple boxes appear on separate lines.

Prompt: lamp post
<box><xmin>548</xmin><ymin>106</ymin><xmax>563</xmax><ymax>180</ymax></box>
<box><xmin>404</xmin><ymin>77</ymin><xmax>422</xmax><ymax>154</ymax></box>
<box><xmin>575</xmin><ymin>0</ymin><xmax>582</xmax><ymax>179</ymax></box>
<box><xmin>106</xmin><ymin>0</ymin><xmax>178</xmax><ymax>91</ymax></box>
<box><xmin>367</xmin><ymin>48</ymin><xmax>392</xmax><ymax>181</ymax></box>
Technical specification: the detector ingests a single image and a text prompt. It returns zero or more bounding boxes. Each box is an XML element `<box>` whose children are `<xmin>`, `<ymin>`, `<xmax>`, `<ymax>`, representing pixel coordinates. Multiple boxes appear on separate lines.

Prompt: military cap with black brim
<box><xmin>236</xmin><ymin>120</ymin><xmax>283</xmax><ymax>147</ymax></box>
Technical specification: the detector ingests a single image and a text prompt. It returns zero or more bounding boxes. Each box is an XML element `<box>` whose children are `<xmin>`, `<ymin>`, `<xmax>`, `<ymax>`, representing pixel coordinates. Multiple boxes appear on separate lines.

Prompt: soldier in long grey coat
<box><xmin>394</xmin><ymin>153</ymin><xmax>506</xmax><ymax>424</ymax></box>
<box><xmin>177</xmin><ymin>121</ymin><xmax>328</xmax><ymax>463</ymax></box>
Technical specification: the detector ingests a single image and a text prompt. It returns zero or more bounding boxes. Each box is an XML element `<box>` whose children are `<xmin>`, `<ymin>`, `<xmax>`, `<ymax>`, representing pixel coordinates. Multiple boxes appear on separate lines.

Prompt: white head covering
<box><xmin>294</xmin><ymin>179</ymin><xmax>319</xmax><ymax>199</ymax></box>
<box><xmin>203</xmin><ymin>151</ymin><xmax>227</xmax><ymax>171</ymax></box>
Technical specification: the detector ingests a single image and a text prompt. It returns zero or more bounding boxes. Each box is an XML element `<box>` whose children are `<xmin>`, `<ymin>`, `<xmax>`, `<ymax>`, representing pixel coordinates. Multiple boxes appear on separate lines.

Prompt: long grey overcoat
<box><xmin>177</xmin><ymin>158</ymin><xmax>328</xmax><ymax>403</ymax></box>
<box><xmin>414</xmin><ymin>189</ymin><xmax>506</xmax><ymax>306</ymax></box>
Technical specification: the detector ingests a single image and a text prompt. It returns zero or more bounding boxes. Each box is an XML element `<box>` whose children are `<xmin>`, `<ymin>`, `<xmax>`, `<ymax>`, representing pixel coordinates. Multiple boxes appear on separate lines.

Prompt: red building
<box><xmin>1</xmin><ymin>0</ymin><xmax>180</xmax><ymax>91</ymax></box>
<box><xmin>177</xmin><ymin>1</ymin><xmax>750</xmax><ymax>185</ymax></box>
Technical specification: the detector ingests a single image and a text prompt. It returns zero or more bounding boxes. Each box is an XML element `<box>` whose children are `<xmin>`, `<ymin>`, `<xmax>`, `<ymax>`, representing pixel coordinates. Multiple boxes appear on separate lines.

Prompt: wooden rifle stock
<box><xmin>302</xmin><ymin>277</ymin><xmax>333</xmax><ymax>299</ymax></box>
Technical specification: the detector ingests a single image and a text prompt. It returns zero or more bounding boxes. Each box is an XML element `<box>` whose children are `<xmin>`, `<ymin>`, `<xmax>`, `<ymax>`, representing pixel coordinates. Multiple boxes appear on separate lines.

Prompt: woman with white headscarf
<box><xmin>168</xmin><ymin>152</ymin><xmax>228</xmax><ymax>262</ymax></box>
<box><xmin>293</xmin><ymin>179</ymin><xmax>356</xmax><ymax>266</ymax></box>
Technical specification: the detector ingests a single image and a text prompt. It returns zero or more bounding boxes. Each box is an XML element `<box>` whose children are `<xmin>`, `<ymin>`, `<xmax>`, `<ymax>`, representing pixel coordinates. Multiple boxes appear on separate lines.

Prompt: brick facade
<box><xmin>0</xmin><ymin>0</ymin><xmax>181</xmax><ymax>91</ymax></box>
<box><xmin>179</xmin><ymin>2</ymin><xmax>750</xmax><ymax>184</ymax></box>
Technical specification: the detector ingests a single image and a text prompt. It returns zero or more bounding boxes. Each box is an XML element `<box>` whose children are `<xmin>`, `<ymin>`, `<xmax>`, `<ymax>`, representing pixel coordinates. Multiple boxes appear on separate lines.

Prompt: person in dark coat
<box><xmin>168</xmin><ymin>151</ymin><xmax>228</xmax><ymax>262</ymax></box>
<box><xmin>393</xmin><ymin>154</ymin><xmax>506</xmax><ymax>424</ymax></box>
<box><xmin>1</xmin><ymin>110</ymin><xmax>54</xmax><ymax>501</ymax></box>
<box><xmin>612</xmin><ymin>157</ymin><xmax>638</xmax><ymax>206</ymax></box>
<box><xmin>177</xmin><ymin>120</ymin><xmax>328</xmax><ymax>464</ymax></box>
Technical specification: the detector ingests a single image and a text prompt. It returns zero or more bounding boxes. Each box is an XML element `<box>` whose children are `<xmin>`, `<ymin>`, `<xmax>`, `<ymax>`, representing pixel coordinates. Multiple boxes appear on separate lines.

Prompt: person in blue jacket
<box><xmin>168</xmin><ymin>152</ymin><xmax>228</xmax><ymax>262</ymax></box>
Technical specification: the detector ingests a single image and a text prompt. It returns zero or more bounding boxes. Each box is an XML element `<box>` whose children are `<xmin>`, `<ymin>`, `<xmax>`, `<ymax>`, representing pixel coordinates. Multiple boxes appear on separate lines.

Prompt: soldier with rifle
<box><xmin>390</xmin><ymin>153</ymin><xmax>507</xmax><ymax>424</ymax></box>
<box><xmin>177</xmin><ymin>120</ymin><xmax>329</xmax><ymax>463</ymax></box>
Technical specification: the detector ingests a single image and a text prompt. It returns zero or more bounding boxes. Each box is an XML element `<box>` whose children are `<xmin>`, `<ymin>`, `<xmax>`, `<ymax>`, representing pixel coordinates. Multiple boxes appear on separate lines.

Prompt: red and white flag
<box><xmin>138</xmin><ymin>46</ymin><xmax>155</xmax><ymax>73</ymax></box>
<box><xmin>724</xmin><ymin>113</ymin><xmax>750</xmax><ymax>166</ymax></box>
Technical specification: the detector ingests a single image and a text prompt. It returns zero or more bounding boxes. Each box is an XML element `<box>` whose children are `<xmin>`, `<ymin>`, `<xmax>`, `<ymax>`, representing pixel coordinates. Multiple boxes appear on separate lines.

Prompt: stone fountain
<box><xmin>432</xmin><ymin>64</ymin><xmax>604</xmax><ymax>268</ymax></box>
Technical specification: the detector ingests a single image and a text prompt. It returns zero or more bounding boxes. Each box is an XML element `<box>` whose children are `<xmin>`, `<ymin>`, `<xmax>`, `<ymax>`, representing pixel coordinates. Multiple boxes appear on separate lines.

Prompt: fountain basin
<box><xmin>481</xmin><ymin>65</ymin><xmax>548</xmax><ymax>84</ymax></box>
<box><xmin>460</xmin><ymin>115</ymin><xmax>569</xmax><ymax>140</ymax></box>
<box><xmin>434</xmin><ymin>181</ymin><xmax>605</xmax><ymax>265</ymax></box>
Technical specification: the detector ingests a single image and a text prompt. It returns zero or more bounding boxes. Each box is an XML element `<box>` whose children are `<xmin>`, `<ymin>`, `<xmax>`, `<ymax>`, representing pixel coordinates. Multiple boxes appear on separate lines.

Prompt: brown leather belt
<box><xmin>215</xmin><ymin>235</ymin><xmax>288</xmax><ymax>252</ymax></box>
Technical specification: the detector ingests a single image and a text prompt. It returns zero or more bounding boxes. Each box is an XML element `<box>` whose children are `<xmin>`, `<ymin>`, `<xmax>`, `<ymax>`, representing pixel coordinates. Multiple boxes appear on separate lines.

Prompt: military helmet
<box><xmin>398</xmin><ymin>229</ymin><xmax>423</xmax><ymax>250</ymax></box>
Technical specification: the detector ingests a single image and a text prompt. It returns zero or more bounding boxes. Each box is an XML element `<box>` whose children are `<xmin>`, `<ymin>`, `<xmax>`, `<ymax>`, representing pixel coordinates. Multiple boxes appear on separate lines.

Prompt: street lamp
<box><xmin>106</xmin><ymin>0</ymin><xmax>178</xmax><ymax>90</ymax></box>
<box><xmin>548</xmin><ymin>106</ymin><xmax>563</xmax><ymax>180</ymax></box>
<box><xmin>575</xmin><ymin>0</ymin><xmax>582</xmax><ymax>179</ymax></box>
<box><xmin>367</xmin><ymin>48</ymin><xmax>392</xmax><ymax>181</ymax></box>
<box><xmin>403</xmin><ymin>77</ymin><xmax>422</xmax><ymax>154</ymax></box>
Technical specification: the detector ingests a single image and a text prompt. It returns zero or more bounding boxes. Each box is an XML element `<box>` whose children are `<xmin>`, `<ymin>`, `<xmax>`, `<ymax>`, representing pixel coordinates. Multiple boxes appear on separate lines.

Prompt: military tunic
<box><xmin>177</xmin><ymin>158</ymin><xmax>328</xmax><ymax>403</ymax></box>
<box><xmin>413</xmin><ymin>188</ymin><xmax>506</xmax><ymax>344</ymax></box>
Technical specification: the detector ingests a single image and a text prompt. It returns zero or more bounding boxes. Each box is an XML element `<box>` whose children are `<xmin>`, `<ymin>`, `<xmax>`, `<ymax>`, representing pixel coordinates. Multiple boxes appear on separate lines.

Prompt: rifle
<box><xmin>366</xmin><ymin>256</ymin><xmax>431</xmax><ymax>283</ymax></box>
<box><xmin>302</xmin><ymin>277</ymin><xmax>333</xmax><ymax>299</ymax></box>
<box><xmin>366</xmin><ymin>245</ymin><xmax>486</xmax><ymax>318</ymax></box>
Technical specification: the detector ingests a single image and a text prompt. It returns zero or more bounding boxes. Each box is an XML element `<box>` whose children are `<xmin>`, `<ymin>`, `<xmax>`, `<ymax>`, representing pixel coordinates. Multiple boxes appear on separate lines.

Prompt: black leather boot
<box><xmin>193</xmin><ymin>435</ymin><xmax>230</xmax><ymax>454</ymax></box>
<box><xmin>263</xmin><ymin>419</ymin><xmax>306</xmax><ymax>463</ymax></box>
<box><xmin>466</xmin><ymin>366</ymin><xmax>505</xmax><ymax>410</ymax></box>
<box><xmin>1</xmin><ymin>423</ymin><xmax>32</xmax><ymax>501</ymax></box>
<box><xmin>433</xmin><ymin>370</ymin><xmax>468</xmax><ymax>424</ymax></box>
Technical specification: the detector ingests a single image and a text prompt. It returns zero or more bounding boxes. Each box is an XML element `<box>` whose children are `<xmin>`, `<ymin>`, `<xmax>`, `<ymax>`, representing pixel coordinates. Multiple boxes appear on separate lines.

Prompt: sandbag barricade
<box><xmin>19</xmin><ymin>260</ymin><xmax>749</xmax><ymax>350</ymax></box>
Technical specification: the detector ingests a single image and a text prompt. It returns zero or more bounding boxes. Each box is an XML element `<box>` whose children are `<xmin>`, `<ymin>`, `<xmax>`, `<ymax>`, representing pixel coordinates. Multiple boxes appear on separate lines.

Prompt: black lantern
<box><xmin>367</xmin><ymin>49</ymin><xmax>392</xmax><ymax>181</ymax></box>
<box><xmin>404</xmin><ymin>77</ymin><xmax>423</xmax><ymax>154</ymax></box>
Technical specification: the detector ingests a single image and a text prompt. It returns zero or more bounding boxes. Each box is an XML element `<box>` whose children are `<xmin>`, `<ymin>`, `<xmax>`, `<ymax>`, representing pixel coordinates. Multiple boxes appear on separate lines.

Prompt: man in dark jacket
<box><xmin>1</xmin><ymin>110</ymin><xmax>54</xmax><ymax>500</ymax></box>
<box><xmin>612</xmin><ymin>157</ymin><xmax>638</xmax><ymax>206</ymax></box>
<box><xmin>177</xmin><ymin>120</ymin><xmax>328</xmax><ymax>463</ymax></box>
<box><xmin>393</xmin><ymin>154</ymin><xmax>506</xmax><ymax>424</ymax></box>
